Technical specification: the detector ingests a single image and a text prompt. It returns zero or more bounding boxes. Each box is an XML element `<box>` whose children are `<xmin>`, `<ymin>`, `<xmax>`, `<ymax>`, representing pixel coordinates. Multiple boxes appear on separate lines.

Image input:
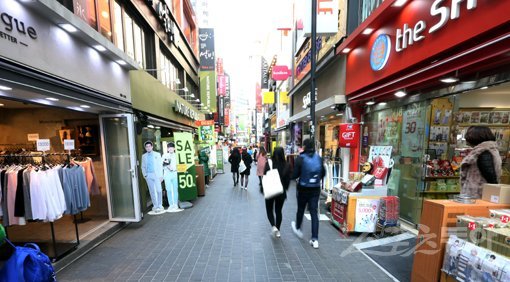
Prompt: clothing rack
<box><xmin>0</xmin><ymin>152</ymin><xmax>80</xmax><ymax>262</ymax></box>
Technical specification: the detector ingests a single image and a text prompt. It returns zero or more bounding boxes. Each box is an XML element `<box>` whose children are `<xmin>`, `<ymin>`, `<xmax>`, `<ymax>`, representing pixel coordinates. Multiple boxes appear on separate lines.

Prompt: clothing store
<box><xmin>337</xmin><ymin>0</ymin><xmax>510</xmax><ymax>225</ymax></box>
<box><xmin>0</xmin><ymin>0</ymin><xmax>143</xmax><ymax>262</ymax></box>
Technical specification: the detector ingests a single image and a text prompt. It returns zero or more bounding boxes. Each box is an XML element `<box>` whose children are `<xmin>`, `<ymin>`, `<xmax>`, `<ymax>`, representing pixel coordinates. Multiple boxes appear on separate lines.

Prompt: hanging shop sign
<box><xmin>217</xmin><ymin>75</ymin><xmax>226</xmax><ymax>96</ymax></box>
<box><xmin>36</xmin><ymin>139</ymin><xmax>50</xmax><ymax>152</ymax></box>
<box><xmin>345</xmin><ymin>0</ymin><xmax>510</xmax><ymax>95</ymax></box>
<box><xmin>174</xmin><ymin>132</ymin><xmax>197</xmax><ymax>201</ymax></box>
<box><xmin>199</xmin><ymin>71</ymin><xmax>217</xmax><ymax>112</ymax></box>
<box><xmin>302</xmin><ymin>90</ymin><xmax>317</xmax><ymax>109</ymax></box>
<box><xmin>27</xmin><ymin>133</ymin><xmax>39</xmax><ymax>141</ymax></box>
<box><xmin>198</xmin><ymin>28</ymin><xmax>215</xmax><ymax>71</ymax></box>
<box><xmin>262</xmin><ymin>92</ymin><xmax>275</xmax><ymax>104</ymax></box>
<box><xmin>198</xmin><ymin>125</ymin><xmax>214</xmax><ymax>143</ymax></box>
<box><xmin>303</xmin><ymin>0</ymin><xmax>339</xmax><ymax>36</ymax></box>
<box><xmin>271</xmin><ymin>65</ymin><xmax>291</xmax><ymax>81</ymax></box>
<box><xmin>64</xmin><ymin>139</ymin><xmax>75</xmax><ymax>150</ymax></box>
<box><xmin>261</xmin><ymin>57</ymin><xmax>269</xmax><ymax>89</ymax></box>
<box><xmin>339</xmin><ymin>124</ymin><xmax>360</xmax><ymax>148</ymax></box>
<box><xmin>146</xmin><ymin>0</ymin><xmax>176</xmax><ymax>44</ymax></box>
<box><xmin>174</xmin><ymin>100</ymin><xmax>199</xmax><ymax>121</ymax></box>
<box><xmin>216</xmin><ymin>148</ymin><xmax>224</xmax><ymax>173</ymax></box>
<box><xmin>195</xmin><ymin>120</ymin><xmax>214</xmax><ymax>126</ymax></box>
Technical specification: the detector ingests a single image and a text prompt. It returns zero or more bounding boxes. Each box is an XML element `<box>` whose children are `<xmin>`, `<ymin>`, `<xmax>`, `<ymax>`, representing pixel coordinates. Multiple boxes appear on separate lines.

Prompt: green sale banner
<box><xmin>216</xmin><ymin>148</ymin><xmax>224</xmax><ymax>173</ymax></box>
<box><xmin>174</xmin><ymin>132</ymin><xmax>197</xmax><ymax>201</ymax></box>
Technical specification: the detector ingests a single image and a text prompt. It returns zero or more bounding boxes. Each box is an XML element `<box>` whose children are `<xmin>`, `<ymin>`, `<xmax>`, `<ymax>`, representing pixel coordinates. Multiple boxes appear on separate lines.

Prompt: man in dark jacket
<box><xmin>291</xmin><ymin>139</ymin><xmax>325</xmax><ymax>249</ymax></box>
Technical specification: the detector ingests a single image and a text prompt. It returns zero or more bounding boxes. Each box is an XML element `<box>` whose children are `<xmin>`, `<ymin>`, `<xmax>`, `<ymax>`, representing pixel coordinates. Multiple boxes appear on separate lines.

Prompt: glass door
<box><xmin>99</xmin><ymin>114</ymin><xmax>142</xmax><ymax>222</ymax></box>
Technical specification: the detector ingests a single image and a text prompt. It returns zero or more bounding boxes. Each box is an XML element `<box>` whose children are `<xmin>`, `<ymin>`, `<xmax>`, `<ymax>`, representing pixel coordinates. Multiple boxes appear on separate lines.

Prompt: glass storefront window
<box><xmin>133</xmin><ymin>23</ymin><xmax>145</xmax><ymax>68</ymax></box>
<box><xmin>124</xmin><ymin>12</ymin><xmax>135</xmax><ymax>61</ymax></box>
<box><xmin>73</xmin><ymin>0</ymin><xmax>97</xmax><ymax>29</ymax></box>
<box><xmin>98</xmin><ymin>0</ymin><xmax>112</xmax><ymax>40</ymax></box>
<box><xmin>113</xmin><ymin>2</ymin><xmax>124</xmax><ymax>52</ymax></box>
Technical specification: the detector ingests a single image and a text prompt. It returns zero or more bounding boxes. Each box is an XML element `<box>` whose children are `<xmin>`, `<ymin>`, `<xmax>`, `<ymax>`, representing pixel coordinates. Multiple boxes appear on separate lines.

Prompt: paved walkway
<box><xmin>58</xmin><ymin>164</ymin><xmax>393</xmax><ymax>282</ymax></box>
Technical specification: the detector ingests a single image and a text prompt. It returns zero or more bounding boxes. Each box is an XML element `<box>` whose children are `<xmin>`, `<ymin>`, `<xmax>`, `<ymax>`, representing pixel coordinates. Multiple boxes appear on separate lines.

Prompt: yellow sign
<box><xmin>177</xmin><ymin>164</ymin><xmax>188</xmax><ymax>173</ymax></box>
<box><xmin>263</xmin><ymin>92</ymin><xmax>275</xmax><ymax>104</ymax></box>
<box><xmin>280</xmin><ymin>91</ymin><xmax>289</xmax><ymax>104</ymax></box>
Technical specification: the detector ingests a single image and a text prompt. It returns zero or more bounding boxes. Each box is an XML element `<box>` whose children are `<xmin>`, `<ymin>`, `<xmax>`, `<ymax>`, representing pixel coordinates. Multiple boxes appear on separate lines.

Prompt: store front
<box><xmin>0</xmin><ymin>0</ymin><xmax>141</xmax><ymax>261</ymax></box>
<box><xmin>130</xmin><ymin>71</ymin><xmax>204</xmax><ymax>210</ymax></box>
<box><xmin>337</xmin><ymin>0</ymin><xmax>510</xmax><ymax>225</ymax></box>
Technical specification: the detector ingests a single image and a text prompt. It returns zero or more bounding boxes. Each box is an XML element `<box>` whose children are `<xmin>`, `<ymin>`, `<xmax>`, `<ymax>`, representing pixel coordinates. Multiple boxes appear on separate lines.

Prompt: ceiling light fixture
<box><xmin>366</xmin><ymin>100</ymin><xmax>376</xmax><ymax>106</ymax></box>
<box><xmin>336</xmin><ymin>113</ymin><xmax>343</xmax><ymax>116</ymax></box>
<box><xmin>379</xmin><ymin>102</ymin><xmax>387</xmax><ymax>106</ymax></box>
<box><xmin>0</xmin><ymin>85</ymin><xmax>12</xmax><ymax>91</ymax></box>
<box><xmin>46</xmin><ymin>97</ymin><xmax>59</xmax><ymax>101</ymax></box>
<box><xmin>342</xmin><ymin>48</ymin><xmax>351</xmax><ymax>54</ymax></box>
<box><xmin>147</xmin><ymin>125</ymin><xmax>155</xmax><ymax>129</ymax></box>
<box><xmin>395</xmin><ymin>90</ymin><xmax>407</xmax><ymax>98</ymax></box>
<box><xmin>59</xmin><ymin>23</ymin><xmax>78</xmax><ymax>33</ymax></box>
<box><xmin>80</xmin><ymin>105</ymin><xmax>90</xmax><ymax>108</ymax></box>
<box><xmin>0</xmin><ymin>103</ymin><xmax>4</xmax><ymax>107</ymax></box>
<box><xmin>116</xmin><ymin>60</ymin><xmax>127</xmax><ymax>66</ymax></box>
<box><xmin>392</xmin><ymin>0</ymin><xmax>408</xmax><ymax>7</ymax></box>
<box><xmin>362</xmin><ymin>28</ymin><xmax>374</xmax><ymax>35</ymax></box>
<box><xmin>440</xmin><ymin>77</ymin><xmax>459</xmax><ymax>83</ymax></box>
<box><xmin>480</xmin><ymin>86</ymin><xmax>488</xmax><ymax>90</ymax></box>
<box><xmin>93</xmin><ymin>45</ymin><xmax>106</xmax><ymax>52</ymax></box>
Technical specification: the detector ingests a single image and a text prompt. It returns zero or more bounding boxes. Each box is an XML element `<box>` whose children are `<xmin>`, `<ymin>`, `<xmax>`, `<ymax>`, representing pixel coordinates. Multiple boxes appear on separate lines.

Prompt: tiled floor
<box><xmin>57</xmin><ymin>165</ymin><xmax>394</xmax><ymax>282</ymax></box>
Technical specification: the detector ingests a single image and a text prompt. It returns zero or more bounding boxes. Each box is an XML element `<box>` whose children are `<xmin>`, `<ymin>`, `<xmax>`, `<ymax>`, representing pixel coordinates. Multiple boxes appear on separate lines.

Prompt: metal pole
<box><xmin>310</xmin><ymin>0</ymin><xmax>317</xmax><ymax>148</ymax></box>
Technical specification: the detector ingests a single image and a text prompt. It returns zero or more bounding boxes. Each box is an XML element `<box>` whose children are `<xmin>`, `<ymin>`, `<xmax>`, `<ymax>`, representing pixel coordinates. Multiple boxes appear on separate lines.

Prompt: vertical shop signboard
<box><xmin>355</xmin><ymin>198</ymin><xmax>380</xmax><ymax>232</ymax></box>
<box><xmin>200</xmin><ymin>71</ymin><xmax>217</xmax><ymax>112</ymax></box>
<box><xmin>338</xmin><ymin>124</ymin><xmax>360</xmax><ymax>148</ymax></box>
<box><xmin>216</xmin><ymin>148</ymin><xmax>224</xmax><ymax>173</ymax></box>
<box><xmin>174</xmin><ymin>132</ymin><xmax>197</xmax><ymax>201</ymax></box>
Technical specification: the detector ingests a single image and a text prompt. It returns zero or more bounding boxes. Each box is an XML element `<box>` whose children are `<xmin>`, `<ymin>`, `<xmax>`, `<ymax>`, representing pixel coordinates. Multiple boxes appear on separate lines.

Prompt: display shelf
<box><xmin>420</xmin><ymin>191</ymin><xmax>460</xmax><ymax>194</ymax></box>
<box><xmin>424</xmin><ymin>176</ymin><xmax>459</xmax><ymax>180</ymax></box>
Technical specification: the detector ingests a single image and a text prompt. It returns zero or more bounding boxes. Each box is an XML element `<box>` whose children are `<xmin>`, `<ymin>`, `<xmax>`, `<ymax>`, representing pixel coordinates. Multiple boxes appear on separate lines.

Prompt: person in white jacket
<box><xmin>162</xmin><ymin>142</ymin><xmax>182</xmax><ymax>212</ymax></box>
<box><xmin>141</xmin><ymin>141</ymin><xmax>164</xmax><ymax>215</ymax></box>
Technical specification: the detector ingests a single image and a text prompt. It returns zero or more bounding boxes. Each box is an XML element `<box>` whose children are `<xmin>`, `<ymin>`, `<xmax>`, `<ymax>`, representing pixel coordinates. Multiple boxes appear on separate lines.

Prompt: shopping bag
<box><xmin>239</xmin><ymin>160</ymin><xmax>247</xmax><ymax>173</ymax></box>
<box><xmin>262</xmin><ymin>159</ymin><xmax>284</xmax><ymax>199</ymax></box>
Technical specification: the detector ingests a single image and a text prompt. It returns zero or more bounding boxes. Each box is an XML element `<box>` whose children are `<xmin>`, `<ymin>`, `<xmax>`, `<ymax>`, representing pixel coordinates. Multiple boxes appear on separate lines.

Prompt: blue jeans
<box><xmin>164</xmin><ymin>171</ymin><xmax>179</xmax><ymax>208</ymax></box>
<box><xmin>145</xmin><ymin>173</ymin><xmax>163</xmax><ymax>210</ymax></box>
<box><xmin>295</xmin><ymin>187</ymin><xmax>320</xmax><ymax>240</ymax></box>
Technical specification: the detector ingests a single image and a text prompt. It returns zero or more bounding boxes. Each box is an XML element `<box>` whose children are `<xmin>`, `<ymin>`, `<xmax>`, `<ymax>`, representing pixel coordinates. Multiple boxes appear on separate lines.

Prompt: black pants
<box><xmin>296</xmin><ymin>188</ymin><xmax>320</xmax><ymax>240</ymax></box>
<box><xmin>232</xmin><ymin>171</ymin><xmax>239</xmax><ymax>184</ymax></box>
<box><xmin>205</xmin><ymin>176</ymin><xmax>209</xmax><ymax>185</ymax></box>
<box><xmin>265</xmin><ymin>195</ymin><xmax>285</xmax><ymax>229</ymax></box>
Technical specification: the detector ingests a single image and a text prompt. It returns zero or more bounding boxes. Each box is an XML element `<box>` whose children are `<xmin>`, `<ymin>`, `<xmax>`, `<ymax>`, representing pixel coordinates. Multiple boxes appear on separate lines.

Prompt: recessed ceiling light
<box><xmin>366</xmin><ymin>100</ymin><xmax>376</xmax><ymax>105</ymax></box>
<box><xmin>379</xmin><ymin>102</ymin><xmax>387</xmax><ymax>106</ymax></box>
<box><xmin>342</xmin><ymin>48</ymin><xmax>351</xmax><ymax>54</ymax></box>
<box><xmin>395</xmin><ymin>90</ymin><xmax>407</xmax><ymax>98</ymax></box>
<box><xmin>147</xmin><ymin>125</ymin><xmax>155</xmax><ymax>129</ymax></box>
<box><xmin>59</xmin><ymin>23</ymin><xmax>78</xmax><ymax>33</ymax></box>
<box><xmin>116</xmin><ymin>60</ymin><xmax>127</xmax><ymax>65</ymax></box>
<box><xmin>0</xmin><ymin>103</ymin><xmax>4</xmax><ymax>107</ymax></box>
<box><xmin>80</xmin><ymin>105</ymin><xmax>90</xmax><ymax>108</ymax></box>
<box><xmin>0</xmin><ymin>85</ymin><xmax>12</xmax><ymax>91</ymax></box>
<box><xmin>46</xmin><ymin>97</ymin><xmax>59</xmax><ymax>101</ymax></box>
<box><xmin>440</xmin><ymin>77</ymin><xmax>459</xmax><ymax>83</ymax></box>
<box><xmin>362</xmin><ymin>28</ymin><xmax>374</xmax><ymax>35</ymax></box>
<box><xmin>93</xmin><ymin>45</ymin><xmax>106</xmax><ymax>52</ymax></box>
<box><xmin>392</xmin><ymin>0</ymin><xmax>407</xmax><ymax>7</ymax></box>
<box><xmin>330</xmin><ymin>106</ymin><xmax>335</xmax><ymax>109</ymax></box>
<box><xmin>480</xmin><ymin>86</ymin><xmax>488</xmax><ymax>90</ymax></box>
<box><xmin>336</xmin><ymin>113</ymin><xmax>343</xmax><ymax>116</ymax></box>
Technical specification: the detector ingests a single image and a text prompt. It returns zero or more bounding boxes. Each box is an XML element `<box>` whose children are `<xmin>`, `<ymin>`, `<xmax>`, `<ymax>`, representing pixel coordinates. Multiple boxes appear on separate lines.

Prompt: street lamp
<box><xmin>309</xmin><ymin>0</ymin><xmax>317</xmax><ymax>149</ymax></box>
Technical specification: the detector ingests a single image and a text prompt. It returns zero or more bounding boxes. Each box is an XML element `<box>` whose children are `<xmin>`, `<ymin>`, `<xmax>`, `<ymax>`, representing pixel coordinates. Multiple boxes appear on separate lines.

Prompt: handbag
<box><xmin>262</xmin><ymin>159</ymin><xmax>284</xmax><ymax>199</ymax></box>
<box><xmin>239</xmin><ymin>159</ymin><xmax>247</xmax><ymax>173</ymax></box>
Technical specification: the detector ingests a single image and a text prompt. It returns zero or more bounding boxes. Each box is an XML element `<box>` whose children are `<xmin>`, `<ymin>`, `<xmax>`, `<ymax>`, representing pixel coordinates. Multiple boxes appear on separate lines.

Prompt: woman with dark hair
<box><xmin>256</xmin><ymin>146</ymin><xmax>267</xmax><ymax>191</ymax></box>
<box><xmin>461</xmin><ymin>126</ymin><xmax>502</xmax><ymax>198</ymax></box>
<box><xmin>228</xmin><ymin>148</ymin><xmax>241</xmax><ymax>187</ymax></box>
<box><xmin>240</xmin><ymin>148</ymin><xmax>253</xmax><ymax>190</ymax></box>
<box><xmin>264</xmin><ymin>147</ymin><xmax>291</xmax><ymax>238</ymax></box>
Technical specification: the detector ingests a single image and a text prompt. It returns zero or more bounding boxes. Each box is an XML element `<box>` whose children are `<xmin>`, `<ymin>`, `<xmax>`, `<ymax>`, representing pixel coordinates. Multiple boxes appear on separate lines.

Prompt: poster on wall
<box><xmin>339</xmin><ymin>124</ymin><xmax>360</xmax><ymax>148</ymax></box>
<box><xmin>377</xmin><ymin>109</ymin><xmax>402</xmax><ymax>148</ymax></box>
<box><xmin>401</xmin><ymin>103</ymin><xmax>425</xmax><ymax>157</ymax></box>
<box><xmin>216</xmin><ymin>148</ymin><xmax>224</xmax><ymax>173</ymax></box>
<box><xmin>355</xmin><ymin>198</ymin><xmax>380</xmax><ymax>233</ymax></box>
<box><xmin>174</xmin><ymin>132</ymin><xmax>197</xmax><ymax>201</ymax></box>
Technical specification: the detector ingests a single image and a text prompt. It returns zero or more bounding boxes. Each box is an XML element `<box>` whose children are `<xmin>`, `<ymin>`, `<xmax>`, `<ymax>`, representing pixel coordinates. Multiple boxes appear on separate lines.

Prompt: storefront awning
<box><xmin>289</xmin><ymin>95</ymin><xmax>346</xmax><ymax>123</ymax></box>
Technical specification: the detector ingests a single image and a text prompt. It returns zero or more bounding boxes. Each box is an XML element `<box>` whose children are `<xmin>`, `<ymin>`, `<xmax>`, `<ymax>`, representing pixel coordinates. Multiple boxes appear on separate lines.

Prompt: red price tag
<box><xmin>488</xmin><ymin>224</ymin><xmax>495</xmax><ymax>228</ymax></box>
<box><xmin>501</xmin><ymin>215</ymin><xmax>510</xmax><ymax>223</ymax></box>
<box><xmin>468</xmin><ymin>222</ymin><xmax>476</xmax><ymax>231</ymax></box>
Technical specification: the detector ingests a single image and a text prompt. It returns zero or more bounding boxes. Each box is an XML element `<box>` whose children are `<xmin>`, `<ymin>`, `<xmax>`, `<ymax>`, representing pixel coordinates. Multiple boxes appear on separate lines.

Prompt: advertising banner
<box><xmin>355</xmin><ymin>198</ymin><xmax>380</xmax><ymax>232</ymax></box>
<box><xmin>198</xmin><ymin>28</ymin><xmax>215</xmax><ymax>71</ymax></box>
<box><xmin>216</xmin><ymin>57</ymin><xmax>224</xmax><ymax>75</ymax></box>
<box><xmin>218</xmin><ymin>96</ymin><xmax>225</xmax><ymax>125</ymax></box>
<box><xmin>224</xmin><ymin>108</ymin><xmax>230</xmax><ymax>127</ymax></box>
<box><xmin>256</xmin><ymin>83</ymin><xmax>262</xmax><ymax>111</ymax></box>
<box><xmin>200</xmin><ymin>71</ymin><xmax>217</xmax><ymax>112</ymax></box>
<box><xmin>303</xmin><ymin>0</ymin><xmax>339</xmax><ymax>36</ymax></box>
<box><xmin>217</xmin><ymin>75</ymin><xmax>226</xmax><ymax>96</ymax></box>
<box><xmin>174</xmin><ymin>132</ymin><xmax>197</xmax><ymax>201</ymax></box>
<box><xmin>224</xmin><ymin>74</ymin><xmax>231</xmax><ymax>107</ymax></box>
<box><xmin>272</xmin><ymin>65</ymin><xmax>291</xmax><ymax>81</ymax></box>
<box><xmin>198</xmin><ymin>125</ymin><xmax>214</xmax><ymax>143</ymax></box>
<box><xmin>263</xmin><ymin>92</ymin><xmax>275</xmax><ymax>104</ymax></box>
<box><xmin>216</xmin><ymin>148</ymin><xmax>224</xmax><ymax>173</ymax></box>
<box><xmin>261</xmin><ymin>57</ymin><xmax>269</xmax><ymax>89</ymax></box>
<box><xmin>401</xmin><ymin>103</ymin><xmax>426</xmax><ymax>157</ymax></box>
<box><xmin>339</xmin><ymin>124</ymin><xmax>361</xmax><ymax>148</ymax></box>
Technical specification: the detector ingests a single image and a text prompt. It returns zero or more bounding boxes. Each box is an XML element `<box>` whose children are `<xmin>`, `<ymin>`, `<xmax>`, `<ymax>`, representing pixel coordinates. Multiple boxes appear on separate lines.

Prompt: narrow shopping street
<box><xmin>57</xmin><ymin>165</ymin><xmax>393</xmax><ymax>282</ymax></box>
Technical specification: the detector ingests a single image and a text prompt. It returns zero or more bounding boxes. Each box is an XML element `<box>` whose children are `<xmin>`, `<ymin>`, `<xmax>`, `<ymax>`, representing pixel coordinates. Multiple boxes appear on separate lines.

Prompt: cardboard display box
<box><xmin>482</xmin><ymin>184</ymin><xmax>510</xmax><ymax>204</ymax></box>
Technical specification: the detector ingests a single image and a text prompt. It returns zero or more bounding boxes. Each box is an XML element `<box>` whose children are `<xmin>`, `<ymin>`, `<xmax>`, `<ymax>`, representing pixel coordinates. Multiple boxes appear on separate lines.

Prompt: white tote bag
<box><xmin>239</xmin><ymin>159</ymin><xmax>247</xmax><ymax>173</ymax></box>
<box><xmin>262</xmin><ymin>159</ymin><xmax>284</xmax><ymax>199</ymax></box>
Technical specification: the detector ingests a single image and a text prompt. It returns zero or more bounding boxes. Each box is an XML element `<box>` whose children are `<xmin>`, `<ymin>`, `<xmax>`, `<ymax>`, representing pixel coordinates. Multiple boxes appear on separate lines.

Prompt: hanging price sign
<box><xmin>64</xmin><ymin>139</ymin><xmax>75</xmax><ymax>150</ymax></box>
<box><xmin>36</xmin><ymin>139</ymin><xmax>50</xmax><ymax>151</ymax></box>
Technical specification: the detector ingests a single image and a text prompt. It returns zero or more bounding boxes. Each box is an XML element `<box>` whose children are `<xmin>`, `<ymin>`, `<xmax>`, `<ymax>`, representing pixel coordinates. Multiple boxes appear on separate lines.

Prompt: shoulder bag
<box><xmin>262</xmin><ymin>159</ymin><xmax>284</xmax><ymax>199</ymax></box>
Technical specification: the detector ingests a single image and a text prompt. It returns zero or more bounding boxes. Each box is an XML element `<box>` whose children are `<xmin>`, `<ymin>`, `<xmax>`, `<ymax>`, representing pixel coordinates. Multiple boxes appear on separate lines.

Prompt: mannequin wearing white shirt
<box><xmin>162</xmin><ymin>142</ymin><xmax>182</xmax><ymax>212</ymax></box>
<box><xmin>141</xmin><ymin>141</ymin><xmax>164</xmax><ymax>215</ymax></box>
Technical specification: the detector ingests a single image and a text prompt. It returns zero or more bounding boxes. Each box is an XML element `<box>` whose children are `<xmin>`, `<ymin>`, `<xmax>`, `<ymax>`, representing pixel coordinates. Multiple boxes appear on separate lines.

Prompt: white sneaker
<box><xmin>148</xmin><ymin>210</ymin><xmax>157</xmax><ymax>215</ymax></box>
<box><xmin>244</xmin><ymin>187</ymin><xmax>248</xmax><ymax>190</ymax></box>
<box><xmin>291</xmin><ymin>221</ymin><xmax>303</xmax><ymax>239</ymax></box>
<box><xmin>309</xmin><ymin>239</ymin><xmax>319</xmax><ymax>249</ymax></box>
<box><xmin>275</xmin><ymin>230</ymin><xmax>281</xmax><ymax>238</ymax></box>
<box><xmin>271</xmin><ymin>226</ymin><xmax>278</xmax><ymax>236</ymax></box>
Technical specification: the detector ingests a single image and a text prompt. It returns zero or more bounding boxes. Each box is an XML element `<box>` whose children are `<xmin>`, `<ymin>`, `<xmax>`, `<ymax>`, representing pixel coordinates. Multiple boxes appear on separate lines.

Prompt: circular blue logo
<box><xmin>370</xmin><ymin>34</ymin><xmax>391</xmax><ymax>71</ymax></box>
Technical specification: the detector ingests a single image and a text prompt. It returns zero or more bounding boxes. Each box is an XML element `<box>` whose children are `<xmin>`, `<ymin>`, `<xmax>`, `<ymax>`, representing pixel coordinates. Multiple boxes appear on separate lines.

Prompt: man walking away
<box><xmin>291</xmin><ymin>139</ymin><xmax>325</xmax><ymax>249</ymax></box>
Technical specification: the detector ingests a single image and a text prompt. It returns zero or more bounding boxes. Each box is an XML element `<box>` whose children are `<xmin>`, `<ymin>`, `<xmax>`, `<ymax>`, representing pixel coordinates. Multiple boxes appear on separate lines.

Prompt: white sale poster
<box><xmin>355</xmin><ymin>198</ymin><xmax>380</xmax><ymax>233</ymax></box>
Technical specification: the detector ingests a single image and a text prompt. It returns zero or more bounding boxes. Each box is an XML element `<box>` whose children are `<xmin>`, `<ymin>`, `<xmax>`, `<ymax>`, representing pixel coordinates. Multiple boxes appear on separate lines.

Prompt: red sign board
<box><xmin>195</xmin><ymin>120</ymin><xmax>214</xmax><ymax>126</ymax></box>
<box><xmin>224</xmin><ymin>108</ymin><xmax>230</xmax><ymax>126</ymax></box>
<box><xmin>345</xmin><ymin>0</ymin><xmax>510</xmax><ymax>96</ymax></box>
<box><xmin>255</xmin><ymin>83</ymin><xmax>262</xmax><ymax>112</ymax></box>
<box><xmin>271</xmin><ymin>65</ymin><xmax>291</xmax><ymax>81</ymax></box>
<box><xmin>339</xmin><ymin>124</ymin><xmax>360</xmax><ymax>148</ymax></box>
<box><xmin>216</xmin><ymin>58</ymin><xmax>224</xmax><ymax>75</ymax></box>
<box><xmin>217</xmin><ymin>75</ymin><xmax>226</xmax><ymax>96</ymax></box>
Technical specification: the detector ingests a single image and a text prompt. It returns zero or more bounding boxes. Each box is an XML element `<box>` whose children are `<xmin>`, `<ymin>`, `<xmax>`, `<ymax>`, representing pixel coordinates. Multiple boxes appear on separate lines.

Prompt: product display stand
<box><xmin>0</xmin><ymin>153</ymin><xmax>81</xmax><ymax>262</ymax></box>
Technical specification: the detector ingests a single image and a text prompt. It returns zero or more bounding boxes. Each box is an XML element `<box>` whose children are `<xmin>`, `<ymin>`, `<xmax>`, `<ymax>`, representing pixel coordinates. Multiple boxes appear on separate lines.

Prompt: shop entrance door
<box><xmin>99</xmin><ymin>114</ymin><xmax>142</xmax><ymax>222</ymax></box>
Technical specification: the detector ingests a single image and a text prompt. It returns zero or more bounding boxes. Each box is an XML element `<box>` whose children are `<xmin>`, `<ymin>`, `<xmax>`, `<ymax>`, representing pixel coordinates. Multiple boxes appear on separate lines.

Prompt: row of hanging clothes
<box><xmin>323</xmin><ymin>147</ymin><xmax>343</xmax><ymax>193</ymax></box>
<box><xmin>0</xmin><ymin>153</ymin><xmax>98</xmax><ymax>227</ymax></box>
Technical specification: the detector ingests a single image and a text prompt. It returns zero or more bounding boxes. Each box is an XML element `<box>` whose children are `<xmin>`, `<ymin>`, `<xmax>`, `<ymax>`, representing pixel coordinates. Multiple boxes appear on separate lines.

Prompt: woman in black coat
<box><xmin>263</xmin><ymin>147</ymin><xmax>291</xmax><ymax>238</ymax></box>
<box><xmin>240</xmin><ymin>147</ymin><xmax>253</xmax><ymax>190</ymax></box>
<box><xmin>228</xmin><ymin>148</ymin><xmax>241</xmax><ymax>187</ymax></box>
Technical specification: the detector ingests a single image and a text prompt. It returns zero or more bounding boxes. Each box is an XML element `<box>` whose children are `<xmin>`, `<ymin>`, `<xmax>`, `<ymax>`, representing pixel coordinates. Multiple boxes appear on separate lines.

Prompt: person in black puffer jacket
<box><xmin>240</xmin><ymin>147</ymin><xmax>253</xmax><ymax>190</ymax></box>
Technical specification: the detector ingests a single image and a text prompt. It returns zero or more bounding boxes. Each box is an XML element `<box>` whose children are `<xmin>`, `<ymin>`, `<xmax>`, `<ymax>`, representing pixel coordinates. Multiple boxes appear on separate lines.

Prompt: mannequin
<box><xmin>162</xmin><ymin>142</ymin><xmax>183</xmax><ymax>212</ymax></box>
<box><xmin>141</xmin><ymin>141</ymin><xmax>164</xmax><ymax>215</ymax></box>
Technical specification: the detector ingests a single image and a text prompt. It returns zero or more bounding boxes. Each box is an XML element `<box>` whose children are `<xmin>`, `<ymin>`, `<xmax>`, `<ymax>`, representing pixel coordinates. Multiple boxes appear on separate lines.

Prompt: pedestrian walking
<box><xmin>141</xmin><ymin>141</ymin><xmax>165</xmax><ymax>215</ymax></box>
<box><xmin>291</xmin><ymin>139</ymin><xmax>325</xmax><ymax>249</ymax></box>
<box><xmin>253</xmin><ymin>146</ymin><xmax>258</xmax><ymax>165</ymax></box>
<box><xmin>228</xmin><ymin>147</ymin><xmax>241</xmax><ymax>187</ymax></box>
<box><xmin>256</xmin><ymin>146</ymin><xmax>267</xmax><ymax>191</ymax></box>
<box><xmin>240</xmin><ymin>147</ymin><xmax>253</xmax><ymax>190</ymax></box>
<box><xmin>263</xmin><ymin>147</ymin><xmax>291</xmax><ymax>238</ymax></box>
